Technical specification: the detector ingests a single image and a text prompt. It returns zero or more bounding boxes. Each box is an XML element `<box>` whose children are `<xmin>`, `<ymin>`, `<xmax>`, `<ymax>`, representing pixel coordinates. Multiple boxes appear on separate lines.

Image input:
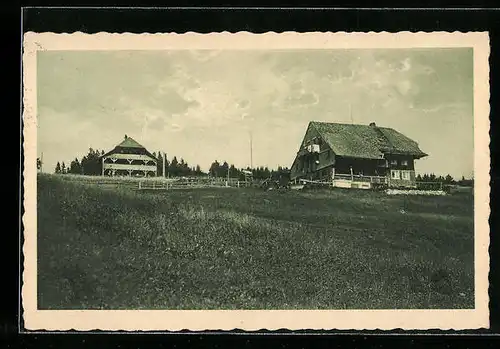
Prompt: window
<box><xmin>401</xmin><ymin>160</ymin><xmax>409</xmax><ymax>166</ymax></box>
<box><xmin>391</xmin><ymin>170</ymin><xmax>401</xmax><ymax>179</ymax></box>
<box><xmin>401</xmin><ymin>170</ymin><xmax>411</xmax><ymax>180</ymax></box>
<box><xmin>390</xmin><ymin>159</ymin><xmax>398</xmax><ymax>166</ymax></box>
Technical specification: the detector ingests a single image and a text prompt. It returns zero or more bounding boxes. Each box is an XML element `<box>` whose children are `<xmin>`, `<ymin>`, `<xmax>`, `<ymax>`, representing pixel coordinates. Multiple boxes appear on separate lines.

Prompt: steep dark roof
<box><xmin>101</xmin><ymin>136</ymin><xmax>156</xmax><ymax>159</ymax></box>
<box><xmin>116</xmin><ymin>136</ymin><xmax>146</xmax><ymax>149</ymax></box>
<box><xmin>310</xmin><ymin>121</ymin><xmax>428</xmax><ymax>159</ymax></box>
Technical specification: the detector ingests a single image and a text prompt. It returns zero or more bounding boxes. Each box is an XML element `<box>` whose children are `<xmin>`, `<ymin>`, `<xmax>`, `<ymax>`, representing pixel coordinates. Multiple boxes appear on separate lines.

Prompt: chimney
<box><xmin>369</xmin><ymin>122</ymin><xmax>376</xmax><ymax>127</ymax></box>
<box><xmin>124</xmin><ymin>134</ymin><xmax>128</xmax><ymax>139</ymax></box>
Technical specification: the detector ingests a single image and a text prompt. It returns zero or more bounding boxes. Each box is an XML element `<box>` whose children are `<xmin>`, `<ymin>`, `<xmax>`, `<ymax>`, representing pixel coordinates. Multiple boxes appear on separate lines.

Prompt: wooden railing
<box><xmin>102</xmin><ymin>163</ymin><xmax>157</xmax><ymax>171</ymax></box>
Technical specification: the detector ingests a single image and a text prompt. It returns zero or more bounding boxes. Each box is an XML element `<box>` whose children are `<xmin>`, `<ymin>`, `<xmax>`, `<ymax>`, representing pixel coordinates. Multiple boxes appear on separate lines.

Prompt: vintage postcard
<box><xmin>22</xmin><ymin>31</ymin><xmax>490</xmax><ymax>331</ymax></box>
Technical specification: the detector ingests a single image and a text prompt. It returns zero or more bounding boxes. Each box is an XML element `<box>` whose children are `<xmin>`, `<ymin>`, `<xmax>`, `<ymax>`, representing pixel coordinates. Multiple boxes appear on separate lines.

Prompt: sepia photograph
<box><xmin>22</xmin><ymin>31</ymin><xmax>490</xmax><ymax>331</ymax></box>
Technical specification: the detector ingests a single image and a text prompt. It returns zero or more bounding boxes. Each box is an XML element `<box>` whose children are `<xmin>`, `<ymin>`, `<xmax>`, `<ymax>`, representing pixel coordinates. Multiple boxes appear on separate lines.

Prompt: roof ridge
<box><xmin>311</xmin><ymin>120</ymin><xmax>372</xmax><ymax>127</ymax></box>
<box><xmin>307</xmin><ymin>120</ymin><xmax>427</xmax><ymax>159</ymax></box>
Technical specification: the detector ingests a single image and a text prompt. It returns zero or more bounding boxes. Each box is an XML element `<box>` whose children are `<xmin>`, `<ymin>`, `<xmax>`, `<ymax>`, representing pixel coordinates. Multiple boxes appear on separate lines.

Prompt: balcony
<box><xmin>102</xmin><ymin>163</ymin><xmax>157</xmax><ymax>172</ymax></box>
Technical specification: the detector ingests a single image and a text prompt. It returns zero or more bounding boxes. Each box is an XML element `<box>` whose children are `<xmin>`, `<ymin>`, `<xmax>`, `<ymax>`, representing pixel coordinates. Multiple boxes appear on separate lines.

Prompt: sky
<box><xmin>37</xmin><ymin>48</ymin><xmax>474</xmax><ymax>179</ymax></box>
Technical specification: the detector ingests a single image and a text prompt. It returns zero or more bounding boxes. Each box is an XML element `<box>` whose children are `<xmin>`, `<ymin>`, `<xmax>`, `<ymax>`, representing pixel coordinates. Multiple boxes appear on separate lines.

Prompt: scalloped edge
<box><xmin>21</xmin><ymin>30</ymin><xmax>491</xmax><ymax>332</ymax></box>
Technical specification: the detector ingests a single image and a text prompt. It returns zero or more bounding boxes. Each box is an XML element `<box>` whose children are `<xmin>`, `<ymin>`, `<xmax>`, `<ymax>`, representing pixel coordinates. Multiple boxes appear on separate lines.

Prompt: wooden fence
<box><xmin>416</xmin><ymin>182</ymin><xmax>473</xmax><ymax>193</ymax></box>
<box><xmin>137</xmin><ymin>176</ymin><xmax>259</xmax><ymax>190</ymax></box>
<box><xmin>59</xmin><ymin>173</ymin><xmax>461</xmax><ymax>193</ymax></box>
<box><xmin>416</xmin><ymin>181</ymin><xmax>444</xmax><ymax>191</ymax></box>
<box><xmin>333</xmin><ymin>174</ymin><xmax>388</xmax><ymax>184</ymax></box>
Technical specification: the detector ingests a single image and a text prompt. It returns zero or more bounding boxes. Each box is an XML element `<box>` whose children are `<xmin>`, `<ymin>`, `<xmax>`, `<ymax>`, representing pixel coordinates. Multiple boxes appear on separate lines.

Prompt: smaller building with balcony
<box><xmin>101</xmin><ymin>135</ymin><xmax>158</xmax><ymax>177</ymax></box>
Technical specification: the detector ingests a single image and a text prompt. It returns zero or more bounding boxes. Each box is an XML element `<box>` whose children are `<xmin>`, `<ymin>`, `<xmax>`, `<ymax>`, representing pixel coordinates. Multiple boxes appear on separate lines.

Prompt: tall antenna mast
<box><xmin>250</xmin><ymin>131</ymin><xmax>253</xmax><ymax>169</ymax></box>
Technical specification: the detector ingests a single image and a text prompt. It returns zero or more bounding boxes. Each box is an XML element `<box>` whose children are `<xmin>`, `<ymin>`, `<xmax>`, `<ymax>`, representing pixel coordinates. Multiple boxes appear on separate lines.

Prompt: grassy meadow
<box><xmin>37</xmin><ymin>174</ymin><xmax>474</xmax><ymax>310</ymax></box>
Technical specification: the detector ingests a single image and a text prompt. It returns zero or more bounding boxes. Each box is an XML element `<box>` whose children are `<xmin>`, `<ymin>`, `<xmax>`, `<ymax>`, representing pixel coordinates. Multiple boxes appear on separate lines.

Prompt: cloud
<box><xmin>282</xmin><ymin>91</ymin><xmax>319</xmax><ymax>109</ymax></box>
<box><xmin>171</xmin><ymin>123</ymin><xmax>183</xmax><ymax>132</ymax></box>
<box><xmin>396</xmin><ymin>80</ymin><xmax>412</xmax><ymax>95</ymax></box>
<box><xmin>399</xmin><ymin>57</ymin><xmax>412</xmax><ymax>72</ymax></box>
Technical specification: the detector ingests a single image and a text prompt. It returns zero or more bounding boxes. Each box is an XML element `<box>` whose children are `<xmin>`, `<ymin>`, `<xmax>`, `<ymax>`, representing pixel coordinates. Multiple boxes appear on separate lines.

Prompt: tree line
<box><xmin>208</xmin><ymin>160</ymin><xmax>290</xmax><ymax>181</ymax></box>
<box><xmin>416</xmin><ymin>173</ymin><xmax>474</xmax><ymax>187</ymax></box>
<box><xmin>51</xmin><ymin>148</ymin><xmax>207</xmax><ymax>177</ymax></box>
<box><xmin>53</xmin><ymin>148</ymin><xmax>106</xmax><ymax>175</ymax></box>
<box><xmin>48</xmin><ymin>148</ymin><xmax>289</xmax><ymax>180</ymax></box>
<box><xmin>154</xmin><ymin>151</ymin><xmax>205</xmax><ymax>177</ymax></box>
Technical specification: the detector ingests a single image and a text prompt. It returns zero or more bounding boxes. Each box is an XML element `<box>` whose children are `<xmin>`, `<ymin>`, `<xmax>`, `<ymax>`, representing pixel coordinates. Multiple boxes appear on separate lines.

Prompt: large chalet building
<box><xmin>101</xmin><ymin>135</ymin><xmax>158</xmax><ymax>177</ymax></box>
<box><xmin>290</xmin><ymin>121</ymin><xmax>428</xmax><ymax>189</ymax></box>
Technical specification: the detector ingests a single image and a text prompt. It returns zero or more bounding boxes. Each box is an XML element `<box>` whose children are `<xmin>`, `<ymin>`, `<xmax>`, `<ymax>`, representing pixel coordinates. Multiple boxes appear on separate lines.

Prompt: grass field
<box><xmin>37</xmin><ymin>173</ymin><xmax>474</xmax><ymax>310</ymax></box>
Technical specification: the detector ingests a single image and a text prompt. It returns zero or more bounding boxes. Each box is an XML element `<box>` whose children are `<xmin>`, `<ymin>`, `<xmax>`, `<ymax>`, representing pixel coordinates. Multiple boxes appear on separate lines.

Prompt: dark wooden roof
<box><xmin>101</xmin><ymin>136</ymin><xmax>156</xmax><ymax>159</ymax></box>
<box><xmin>309</xmin><ymin>121</ymin><xmax>428</xmax><ymax>159</ymax></box>
<box><xmin>116</xmin><ymin>136</ymin><xmax>146</xmax><ymax>149</ymax></box>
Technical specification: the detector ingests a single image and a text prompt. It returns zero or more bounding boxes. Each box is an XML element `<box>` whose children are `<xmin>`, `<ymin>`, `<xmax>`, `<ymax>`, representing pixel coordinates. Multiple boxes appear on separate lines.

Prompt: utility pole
<box><xmin>163</xmin><ymin>152</ymin><xmax>166</xmax><ymax>178</ymax></box>
<box><xmin>249</xmin><ymin>131</ymin><xmax>253</xmax><ymax>169</ymax></box>
<box><xmin>40</xmin><ymin>152</ymin><xmax>43</xmax><ymax>172</ymax></box>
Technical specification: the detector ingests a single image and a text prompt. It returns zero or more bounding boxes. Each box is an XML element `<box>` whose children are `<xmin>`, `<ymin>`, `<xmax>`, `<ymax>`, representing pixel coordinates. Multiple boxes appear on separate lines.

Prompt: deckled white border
<box><xmin>22</xmin><ymin>31</ymin><xmax>491</xmax><ymax>331</ymax></box>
